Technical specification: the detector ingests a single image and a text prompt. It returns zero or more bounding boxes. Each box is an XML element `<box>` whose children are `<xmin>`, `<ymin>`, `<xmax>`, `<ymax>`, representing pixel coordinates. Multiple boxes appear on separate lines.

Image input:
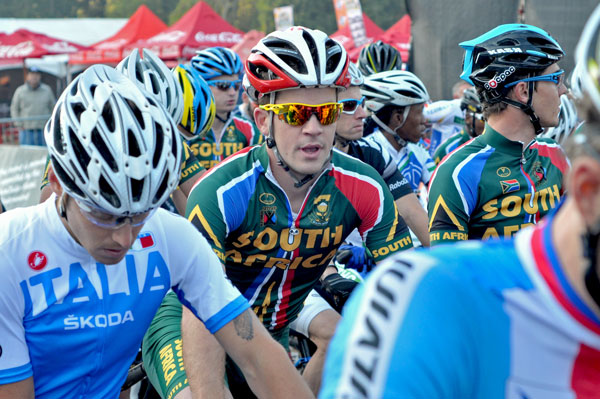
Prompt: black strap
<box><xmin>583</xmin><ymin>229</ymin><xmax>600</xmax><ymax>309</ymax></box>
<box><xmin>501</xmin><ymin>81</ymin><xmax>543</xmax><ymax>135</ymax></box>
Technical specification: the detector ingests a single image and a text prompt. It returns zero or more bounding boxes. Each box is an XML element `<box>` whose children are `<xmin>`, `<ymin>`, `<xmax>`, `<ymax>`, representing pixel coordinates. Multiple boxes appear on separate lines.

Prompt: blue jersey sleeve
<box><xmin>319</xmin><ymin>250</ymin><xmax>478</xmax><ymax>399</ymax></box>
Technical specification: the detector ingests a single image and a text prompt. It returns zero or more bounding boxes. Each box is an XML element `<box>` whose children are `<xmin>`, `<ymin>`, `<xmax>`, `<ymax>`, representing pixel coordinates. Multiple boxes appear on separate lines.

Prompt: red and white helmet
<box><xmin>245</xmin><ymin>26</ymin><xmax>350</xmax><ymax>99</ymax></box>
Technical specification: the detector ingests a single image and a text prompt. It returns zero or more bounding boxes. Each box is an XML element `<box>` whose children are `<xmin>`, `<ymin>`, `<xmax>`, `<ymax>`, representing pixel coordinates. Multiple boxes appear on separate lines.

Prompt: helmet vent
<box><xmin>324</xmin><ymin>39</ymin><xmax>343</xmax><ymax>75</ymax></box>
<box><xmin>72</xmin><ymin>102</ymin><xmax>86</xmax><ymax>123</ymax></box>
<box><xmin>69</xmin><ymin>126</ymin><xmax>90</xmax><ymax>176</ymax></box>
<box><xmin>127</xmin><ymin>129</ymin><xmax>141</xmax><ymax>157</ymax></box>
<box><xmin>149</xmin><ymin>73</ymin><xmax>160</xmax><ymax>95</ymax></box>
<box><xmin>152</xmin><ymin>121</ymin><xmax>164</xmax><ymax>168</ymax></box>
<box><xmin>127</xmin><ymin>99</ymin><xmax>145</xmax><ymax>130</ymax></box>
<box><xmin>52</xmin><ymin>110</ymin><xmax>66</xmax><ymax>155</ymax></box>
<box><xmin>497</xmin><ymin>38</ymin><xmax>519</xmax><ymax>46</ymax></box>
<box><xmin>101</xmin><ymin>102</ymin><xmax>116</xmax><ymax>132</ymax></box>
<box><xmin>91</xmin><ymin>127</ymin><xmax>118</xmax><ymax>172</ymax></box>
<box><xmin>99</xmin><ymin>174</ymin><xmax>120</xmax><ymax>209</ymax></box>
<box><xmin>51</xmin><ymin>155</ymin><xmax>84</xmax><ymax>197</ymax></box>
<box><xmin>153</xmin><ymin>170</ymin><xmax>169</xmax><ymax>204</ymax></box>
<box><xmin>130</xmin><ymin>177</ymin><xmax>144</xmax><ymax>202</ymax></box>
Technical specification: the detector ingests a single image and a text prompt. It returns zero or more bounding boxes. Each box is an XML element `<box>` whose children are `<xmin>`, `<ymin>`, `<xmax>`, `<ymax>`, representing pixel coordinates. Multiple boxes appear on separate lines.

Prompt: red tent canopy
<box><xmin>0</xmin><ymin>29</ymin><xmax>88</xmax><ymax>64</ymax></box>
<box><xmin>331</xmin><ymin>14</ymin><xmax>384</xmax><ymax>52</ymax></box>
<box><xmin>231</xmin><ymin>30</ymin><xmax>265</xmax><ymax>63</ymax></box>
<box><xmin>130</xmin><ymin>1</ymin><xmax>244</xmax><ymax>60</ymax></box>
<box><xmin>69</xmin><ymin>5</ymin><xmax>167</xmax><ymax>65</ymax></box>
<box><xmin>378</xmin><ymin>14</ymin><xmax>412</xmax><ymax>63</ymax></box>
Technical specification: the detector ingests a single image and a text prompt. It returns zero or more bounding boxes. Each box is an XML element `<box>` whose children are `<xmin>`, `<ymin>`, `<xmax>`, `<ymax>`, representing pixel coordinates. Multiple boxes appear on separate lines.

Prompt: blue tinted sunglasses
<box><xmin>208</xmin><ymin>79</ymin><xmax>242</xmax><ymax>91</ymax></box>
<box><xmin>339</xmin><ymin>96</ymin><xmax>366</xmax><ymax>114</ymax></box>
<box><xmin>505</xmin><ymin>69</ymin><xmax>565</xmax><ymax>88</ymax></box>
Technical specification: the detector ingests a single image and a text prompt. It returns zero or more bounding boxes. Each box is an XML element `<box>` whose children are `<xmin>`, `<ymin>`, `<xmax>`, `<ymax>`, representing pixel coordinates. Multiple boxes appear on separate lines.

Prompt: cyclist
<box><xmin>423</xmin><ymin>81</ymin><xmax>475</xmax><ymax>155</ymax></box>
<box><xmin>540</xmin><ymin>93</ymin><xmax>581</xmax><ymax>146</ymax></box>
<box><xmin>155</xmin><ymin>27</ymin><xmax>412</xmax><ymax>398</ymax></box>
<box><xmin>333</xmin><ymin>63</ymin><xmax>429</xmax><ymax>244</ymax></box>
<box><xmin>433</xmin><ymin>87</ymin><xmax>485</xmax><ymax>164</ymax></box>
<box><xmin>320</xmin><ymin>9</ymin><xmax>600</xmax><ymax>398</ymax></box>
<box><xmin>187</xmin><ymin>47</ymin><xmax>263</xmax><ymax>169</ymax></box>
<box><xmin>0</xmin><ymin>65</ymin><xmax>312</xmax><ymax>399</ymax></box>
<box><xmin>356</xmin><ymin>40</ymin><xmax>404</xmax><ymax>76</ymax></box>
<box><xmin>428</xmin><ymin>23</ymin><xmax>569</xmax><ymax>245</ymax></box>
<box><xmin>38</xmin><ymin>49</ymin><xmax>210</xmax><ymax>215</ymax></box>
<box><xmin>362</xmin><ymin>71</ymin><xmax>435</xmax><ymax>210</ymax></box>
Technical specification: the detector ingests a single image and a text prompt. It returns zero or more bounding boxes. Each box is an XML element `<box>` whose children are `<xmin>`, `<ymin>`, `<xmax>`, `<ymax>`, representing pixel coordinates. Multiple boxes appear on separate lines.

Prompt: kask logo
<box><xmin>28</xmin><ymin>251</ymin><xmax>47</xmax><ymax>271</ymax></box>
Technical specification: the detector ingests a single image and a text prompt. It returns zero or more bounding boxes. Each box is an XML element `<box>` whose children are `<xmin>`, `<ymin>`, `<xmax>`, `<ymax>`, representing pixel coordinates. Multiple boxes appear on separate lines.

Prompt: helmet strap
<box><xmin>582</xmin><ymin>220</ymin><xmax>600</xmax><ymax>309</ymax></box>
<box><xmin>501</xmin><ymin>81</ymin><xmax>544</xmax><ymax>135</ymax></box>
<box><xmin>335</xmin><ymin>133</ymin><xmax>352</xmax><ymax>148</ymax></box>
<box><xmin>215</xmin><ymin>111</ymin><xmax>230</xmax><ymax>124</ymax></box>
<box><xmin>371</xmin><ymin>112</ymin><xmax>408</xmax><ymax>148</ymax></box>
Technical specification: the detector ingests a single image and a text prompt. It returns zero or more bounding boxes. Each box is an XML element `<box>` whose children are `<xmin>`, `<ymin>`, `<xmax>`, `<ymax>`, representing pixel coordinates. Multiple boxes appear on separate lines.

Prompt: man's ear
<box><xmin>511</xmin><ymin>81</ymin><xmax>530</xmax><ymax>103</ymax></box>
<box><xmin>254</xmin><ymin>107</ymin><xmax>270</xmax><ymax>137</ymax></box>
<box><xmin>570</xmin><ymin>158</ymin><xmax>600</xmax><ymax>222</ymax></box>
<box><xmin>47</xmin><ymin>165</ymin><xmax>63</xmax><ymax>197</ymax></box>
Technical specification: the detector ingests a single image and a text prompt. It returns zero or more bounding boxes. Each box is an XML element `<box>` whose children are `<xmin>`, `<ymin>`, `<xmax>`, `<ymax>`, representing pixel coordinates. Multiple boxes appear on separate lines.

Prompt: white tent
<box><xmin>0</xmin><ymin>18</ymin><xmax>127</xmax><ymax>46</ymax></box>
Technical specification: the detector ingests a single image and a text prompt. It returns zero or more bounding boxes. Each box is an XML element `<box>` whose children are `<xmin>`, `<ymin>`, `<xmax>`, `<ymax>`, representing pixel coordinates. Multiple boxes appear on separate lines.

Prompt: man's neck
<box><xmin>334</xmin><ymin>141</ymin><xmax>349</xmax><ymax>153</ymax></box>
<box><xmin>552</xmin><ymin>199</ymin><xmax>600</xmax><ymax>319</ymax></box>
<box><xmin>382</xmin><ymin>130</ymin><xmax>403</xmax><ymax>152</ymax></box>
<box><xmin>211</xmin><ymin>112</ymin><xmax>229</xmax><ymax>139</ymax></box>
<box><xmin>487</xmin><ymin>107</ymin><xmax>536</xmax><ymax>144</ymax></box>
<box><xmin>266</xmin><ymin>149</ymin><xmax>316</xmax><ymax>213</ymax></box>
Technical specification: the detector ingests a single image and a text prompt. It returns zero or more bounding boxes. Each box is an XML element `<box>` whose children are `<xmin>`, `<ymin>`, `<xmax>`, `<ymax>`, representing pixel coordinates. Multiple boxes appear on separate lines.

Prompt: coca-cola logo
<box><xmin>96</xmin><ymin>38</ymin><xmax>127</xmax><ymax>50</ymax></box>
<box><xmin>194</xmin><ymin>31</ymin><xmax>242</xmax><ymax>44</ymax></box>
<box><xmin>0</xmin><ymin>41</ymin><xmax>35</xmax><ymax>58</ymax></box>
<box><xmin>41</xmin><ymin>41</ymin><xmax>78</xmax><ymax>53</ymax></box>
<box><xmin>148</xmin><ymin>30</ymin><xmax>187</xmax><ymax>43</ymax></box>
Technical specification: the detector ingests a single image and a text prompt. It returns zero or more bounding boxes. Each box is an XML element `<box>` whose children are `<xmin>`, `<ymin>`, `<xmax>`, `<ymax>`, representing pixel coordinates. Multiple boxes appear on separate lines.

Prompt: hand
<box><xmin>334</xmin><ymin>244</ymin><xmax>374</xmax><ymax>278</ymax></box>
<box><xmin>320</xmin><ymin>273</ymin><xmax>359</xmax><ymax>312</ymax></box>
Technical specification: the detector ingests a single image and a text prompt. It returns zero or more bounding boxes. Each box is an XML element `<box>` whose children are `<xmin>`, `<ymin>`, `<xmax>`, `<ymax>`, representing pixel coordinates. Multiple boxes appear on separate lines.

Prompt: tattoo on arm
<box><xmin>233</xmin><ymin>309</ymin><xmax>254</xmax><ymax>341</ymax></box>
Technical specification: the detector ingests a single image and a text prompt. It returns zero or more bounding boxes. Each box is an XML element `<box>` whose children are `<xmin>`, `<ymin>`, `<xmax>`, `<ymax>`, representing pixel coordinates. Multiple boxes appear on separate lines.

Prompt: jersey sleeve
<box><xmin>319</xmin><ymin>251</ymin><xmax>475</xmax><ymax>399</ymax></box>
<box><xmin>233</xmin><ymin>117</ymin><xmax>263</xmax><ymax>146</ymax></box>
<box><xmin>163</xmin><ymin>214</ymin><xmax>249</xmax><ymax>334</ymax></box>
<box><xmin>378</xmin><ymin>145</ymin><xmax>412</xmax><ymax>200</ymax></box>
<box><xmin>0</xmin><ymin>249</ymin><xmax>33</xmax><ymax>384</ymax></box>
<box><xmin>352</xmin><ymin>168</ymin><xmax>413</xmax><ymax>262</ymax></box>
<box><xmin>179</xmin><ymin>142</ymin><xmax>205</xmax><ymax>185</ymax></box>
<box><xmin>427</xmin><ymin>159</ymin><xmax>471</xmax><ymax>245</ymax></box>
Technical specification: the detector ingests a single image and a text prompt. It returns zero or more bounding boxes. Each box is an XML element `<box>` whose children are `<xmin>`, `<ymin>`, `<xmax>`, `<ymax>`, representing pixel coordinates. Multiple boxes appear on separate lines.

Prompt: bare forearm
<box><xmin>181</xmin><ymin>306</ymin><xmax>228</xmax><ymax>398</ymax></box>
<box><xmin>396</xmin><ymin>195</ymin><xmax>430</xmax><ymax>247</ymax></box>
<box><xmin>0</xmin><ymin>377</ymin><xmax>34</xmax><ymax>399</ymax></box>
<box><xmin>216</xmin><ymin>310</ymin><xmax>315</xmax><ymax>399</ymax></box>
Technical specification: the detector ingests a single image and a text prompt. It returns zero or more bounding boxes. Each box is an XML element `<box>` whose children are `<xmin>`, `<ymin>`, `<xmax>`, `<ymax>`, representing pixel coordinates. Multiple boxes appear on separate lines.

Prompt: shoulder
<box><xmin>331</xmin><ymin>150</ymin><xmax>383</xmax><ymax>181</ymax></box>
<box><xmin>0</xmin><ymin>203</ymin><xmax>46</xmax><ymax>247</ymax></box>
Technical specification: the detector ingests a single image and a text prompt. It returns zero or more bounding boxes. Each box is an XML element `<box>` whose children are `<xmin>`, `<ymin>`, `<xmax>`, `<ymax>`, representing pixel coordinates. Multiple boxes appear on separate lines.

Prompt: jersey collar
<box><xmin>479</xmin><ymin>123</ymin><xmax>527</xmax><ymax>156</ymax></box>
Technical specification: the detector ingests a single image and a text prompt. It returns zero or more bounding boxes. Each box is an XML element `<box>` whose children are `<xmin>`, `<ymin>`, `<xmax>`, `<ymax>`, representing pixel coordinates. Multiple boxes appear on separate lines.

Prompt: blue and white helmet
<box><xmin>190</xmin><ymin>47</ymin><xmax>242</xmax><ymax>80</ymax></box>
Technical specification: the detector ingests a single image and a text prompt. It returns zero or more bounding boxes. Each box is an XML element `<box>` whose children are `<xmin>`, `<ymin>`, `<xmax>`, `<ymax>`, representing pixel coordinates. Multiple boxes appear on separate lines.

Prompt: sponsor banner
<box><xmin>345</xmin><ymin>0</ymin><xmax>368</xmax><ymax>48</ymax></box>
<box><xmin>273</xmin><ymin>5</ymin><xmax>294</xmax><ymax>31</ymax></box>
<box><xmin>0</xmin><ymin>41</ymin><xmax>35</xmax><ymax>58</ymax></box>
<box><xmin>333</xmin><ymin>0</ymin><xmax>348</xmax><ymax>30</ymax></box>
<box><xmin>0</xmin><ymin>145</ymin><xmax>47</xmax><ymax>210</ymax></box>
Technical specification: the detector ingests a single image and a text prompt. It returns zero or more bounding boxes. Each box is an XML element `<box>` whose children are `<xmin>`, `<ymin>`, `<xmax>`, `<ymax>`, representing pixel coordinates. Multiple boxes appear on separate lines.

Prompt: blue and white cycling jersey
<box><xmin>0</xmin><ymin>197</ymin><xmax>249</xmax><ymax>398</ymax></box>
<box><xmin>423</xmin><ymin>98</ymin><xmax>465</xmax><ymax>156</ymax></box>
<box><xmin>365</xmin><ymin>130</ymin><xmax>436</xmax><ymax>192</ymax></box>
<box><xmin>320</xmin><ymin>205</ymin><xmax>600</xmax><ymax>399</ymax></box>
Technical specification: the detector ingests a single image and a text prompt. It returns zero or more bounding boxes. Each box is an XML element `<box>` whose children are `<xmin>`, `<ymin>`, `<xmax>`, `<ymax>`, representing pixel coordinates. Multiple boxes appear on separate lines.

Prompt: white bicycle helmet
<box><xmin>117</xmin><ymin>48</ymin><xmax>184</xmax><ymax>125</ymax></box>
<box><xmin>362</xmin><ymin>70</ymin><xmax>429</xmax><ymax>113</ymax></box>
<box><xmin>245</xmin><ymin>26</ymin><xmax>350</xmax><ymax>99</ymax></box>
<box><xmin>347</xmin><ymin>62</ymin><xmax>364</xmax><ymax>87</ymax></box>
<box><xmin>569</xmin><ymin>61</ymin><xmax>585</xmax><ymax>101</ymax></box>
<box><xmin>45</xmin><ymin>64</ymin><xmax>182</xmax><ymax>215</ymax></box>
<box><xmin>540</xmin><ymin>94</ymin><xmax>579</xmax><ymax>144</ymax></box>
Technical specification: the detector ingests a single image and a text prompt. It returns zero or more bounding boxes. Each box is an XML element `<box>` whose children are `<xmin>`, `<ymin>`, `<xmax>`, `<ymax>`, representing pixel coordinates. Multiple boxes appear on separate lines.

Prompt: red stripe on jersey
<box><xmin>274</xmin><ymin>268</ymin><xmax>295</xmax><ymax>328</ymax></box>
<box><xmin>531</xmin><ymin>142</ymin><xmax>569</xmax><ymax>175</ymax></box>
<box><xmin>233</xmin><ymin>117</ymin><xmax>254</xmax><ymax>144</ymax></box>
<box><xmin>330</xmin><ymin>168</ymin><xmax>382</xmax><ymax>235</ymax></box>
<box><xmin>571</xmin><ymin>343</ymin><xmax>600</xmax><ymax>398</ymax></box>
<box><xmin>531</xmin><ymin>225</ymin><xmax>600</xmax><ymax>336</ymax></box>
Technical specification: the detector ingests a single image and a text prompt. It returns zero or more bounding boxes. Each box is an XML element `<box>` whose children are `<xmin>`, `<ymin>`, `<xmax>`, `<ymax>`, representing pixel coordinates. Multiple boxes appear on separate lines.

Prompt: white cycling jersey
<box><xmin>423</xmin><ymin>99</ymin><xmax>465</xmax><ymax>155</ymax></box>
<box><xmin>0</xmin><ymin>196</ymin><xmax>248</xmax><ymax>398</ymax></box>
